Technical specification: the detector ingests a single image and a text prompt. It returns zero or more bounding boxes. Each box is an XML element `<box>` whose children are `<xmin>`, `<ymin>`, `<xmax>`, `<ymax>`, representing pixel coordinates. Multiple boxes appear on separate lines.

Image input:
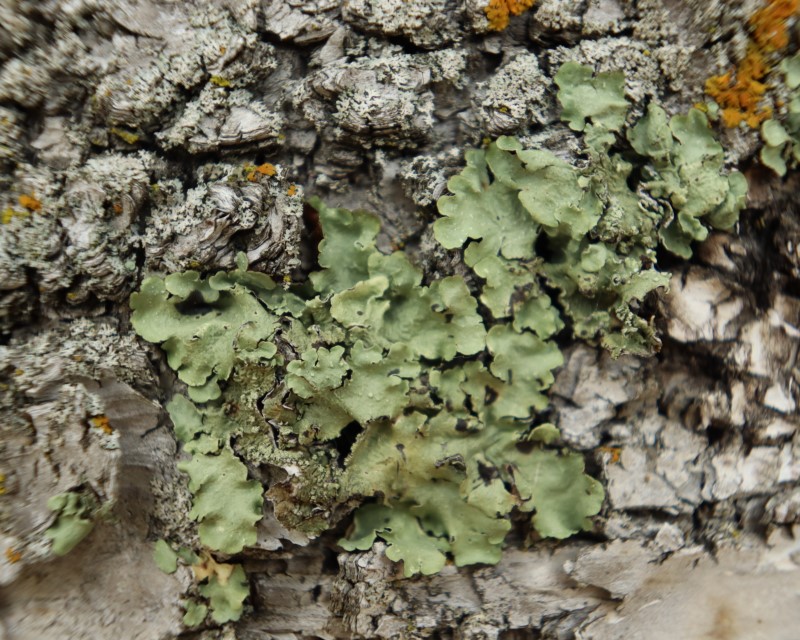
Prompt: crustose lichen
<box><xmin>484</xmin><ymin>0</ymin><xmax>536</xmax><ymax>31</ymax></box>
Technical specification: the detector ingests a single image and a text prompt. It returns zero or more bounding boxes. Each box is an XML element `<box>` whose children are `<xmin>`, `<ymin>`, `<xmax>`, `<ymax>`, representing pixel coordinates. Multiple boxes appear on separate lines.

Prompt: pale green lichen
<box><xmin>179</xmin><ymin>446</ymin><xmax>263</xmax><ymax>554</ymax></box>
<box><xmin>159</xmin><ymin>395</ymin><xmax>263</xmax><ymax>554</ymax></box>
<box><xmin>199</xmin><ymin>564</ymin><xmax>249</xmax><ymax>624</ymax></box>
<box><xmin>153</xmin><ymin>539</ymin><xmax>243</xmax><ymax>627</ymax></box>
<box><xmin>555</xmin><ymin>62</ymin><xmax>629</xmax><ymax>134</ymax></box>
<box><xmin>760</xmin><ymin>53</ymin><xmax>800</xmax><ymax>176</ymax></box>
<box><xmin>182</xmin><ymin>600</ymin><xmax>208</xmax><ymax>627</ymax></box>
<box><xmin>129</xmin><ymin>62</ymin><xmax>745</xmax><ymax>579</ymax></box>
<box><xmin>44</xmin><ymin>490</ymin><xmax>97</xmax><ymax>556</ymax></box>
<box><xmin>628</xmin><ymin>104</ymin><xmax>748</xmax><ymax>258</ymax></box>
<box><xmin>132</xmin><ymin>201</ymin><xmax>602</xmax><ymax>575</ymax></box>
<box><xmin>153</xmin><ymin>539</ymin><xmax>179</xmax><ymax>574</ymax></box>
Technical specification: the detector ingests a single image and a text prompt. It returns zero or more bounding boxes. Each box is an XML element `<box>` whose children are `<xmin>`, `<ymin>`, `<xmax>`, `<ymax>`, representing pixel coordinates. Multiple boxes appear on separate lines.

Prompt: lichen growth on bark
<box><xmin>704</xmin><ymin>0</ymin><xmax>797</xmax><ymax>128</ymax></box>
<box><xmin>129</xmin><ymin>63</ymin><xmax>745</xmax><ymax>583</ymax></box>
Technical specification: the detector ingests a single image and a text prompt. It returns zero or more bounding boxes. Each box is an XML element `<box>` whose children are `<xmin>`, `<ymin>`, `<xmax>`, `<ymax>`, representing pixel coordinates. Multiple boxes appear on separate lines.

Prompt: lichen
<box><xmin>182</xmin><ymin>600</ymin><xmax>208</xmax><ymax>627</ymax></box>
<box><xmin>153</xmin><ymin>539</ymin><xmax>179</xmax><ymax>574</ymax></box>
<box><xmin>132</xmin><ymin>203</ymin><xmax>603</xmax><ymax>575</ymax></box>
<box><xmin>44</xmin><ymin>490</ymin><xmax>98</xmax><ymax>556</ymax></box>
<box><xmin>198</xmin><ymin>564</ymin><xmax>249</xmax><ymax>624</ymax></box>
<box><xmin>484</xmin><ymin>0</ymin><xmax>536</xmax><ymax>31</ymax></box>
<box><xmin>760</xmin><ymin>53</ymin><xmax>800</xmax><ymax>175</ymax></box>
<box><xmin>154</xmin><ymin>535</ymin><xmax>249</xmax><ymax>625</ymax></box>
<box><xmin>109</xmin><ymin>126</ymin><xmax>140</xmax><ymax>145</ymax></box>
<box><xmin>130</xmin><ymin>63</ymin><xmax>745</xmax><ymax>577</ymax></box>
<box><xmin>705</xmin><ymin>0</ymin><xmax>798</xmax><ymax>128</ymax></box>
<box><xmin>750</xmin><ymin>0</ymin><xmax>798</xmax><ymax>51</ymax></box>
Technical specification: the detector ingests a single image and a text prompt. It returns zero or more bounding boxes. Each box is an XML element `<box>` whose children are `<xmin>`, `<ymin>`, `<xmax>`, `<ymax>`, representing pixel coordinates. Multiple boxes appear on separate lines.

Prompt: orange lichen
<box><xmin>256</xmin><ymin>162</ymin><xmax>276</xmax><ymax>176</ymax></box>
<box><xmin>750</xmin><ymin>0</ymin><xmax>798</xmax><ymax>51</ymax></box>
<box><xmin>705</xmin><ymin>0</ymin><xmax>798</xmax><ymax>128</ymax></box>
<box><xmin>5</xmin><ymin>547</ymin><xmax>22</xmax><ymax>564</ymax></box>
<box><xmin>246</xmin><ymin>162</ymin><xmax>277</xmax><ymax>182</ymax></box>
<box><xmin>18</xmin><ymin>194</ymin><xmax>41</xmax><ymax>211</ymax></box>
<box><xmin>484</xmin><ymin>0</ymin><xmax>535</xmax><ymax>31</ymax></box>
<box><xmin>2</xmin><ymin>195</ymin><xmax>40</xmax><ymax>224</ymax></box>
<box><xmin>112</xmin><ymin>202</ymin><xmax>123</xmax><ymax>215</ymax></box>
<box><xmin>90</xmin><ymin>415</ymin><xmax>114</xmax><ymax>435</ymax></box>
<box><xmin>598</xmin><ymin>446</ymin><xmax>622</xmax><ymax>465</ymax></box>
<box><xmin>287</xmin><ymin>184</ymin><xmax>297</xmax><ymax>196</ymax></box>
<box><xmin>706</xmin><ymin>48</ymin><xmax>773</xmax><ymax>128</ymax></box>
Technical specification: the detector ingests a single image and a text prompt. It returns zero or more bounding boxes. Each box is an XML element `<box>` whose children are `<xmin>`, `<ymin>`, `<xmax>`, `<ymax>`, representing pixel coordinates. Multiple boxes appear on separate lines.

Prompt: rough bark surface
<box><xmin>0</xmin><ymin>1</ymin><xmax>799</xmax><ymax>639</ymax></box>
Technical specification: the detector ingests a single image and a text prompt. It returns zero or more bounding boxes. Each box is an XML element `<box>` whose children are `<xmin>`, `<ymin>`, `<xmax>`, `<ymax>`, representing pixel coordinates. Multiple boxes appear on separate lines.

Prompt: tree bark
<box><xmin>1</xmin><ymin>1</ymin><xmax>799</xmax><ymax>639</ymax></box>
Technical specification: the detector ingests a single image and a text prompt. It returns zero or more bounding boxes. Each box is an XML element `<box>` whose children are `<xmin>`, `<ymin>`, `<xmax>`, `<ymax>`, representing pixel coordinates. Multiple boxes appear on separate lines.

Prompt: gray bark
<box><xmin>1</xmin><ymin>1</ymin><xmax>799</xmax><ymax>639</ymax></box>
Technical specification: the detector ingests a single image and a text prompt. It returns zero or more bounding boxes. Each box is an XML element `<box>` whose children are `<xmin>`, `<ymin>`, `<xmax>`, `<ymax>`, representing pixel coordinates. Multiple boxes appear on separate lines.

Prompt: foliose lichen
<box><xmin>760</xmin><ymin>53</ymin><xmax>800</xmax><ymax>175</ymax></box>
<box><xmin>153</xmin><ymin>539</ymin><xmax>249</xmax><ymax>626</ymax></box>
<box><xmin>44</xmin><ymin>489</ymin><xmax>98</xmax><ymax>556</ymax></box>
<box><xmin>129</xmin><ymin>63</ymin><xmax>745</xmax><ymax>585</ymax></box>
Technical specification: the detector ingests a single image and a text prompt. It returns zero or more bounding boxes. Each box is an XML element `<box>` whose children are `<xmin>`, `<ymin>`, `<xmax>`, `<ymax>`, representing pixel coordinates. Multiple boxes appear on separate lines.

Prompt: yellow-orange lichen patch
<box><xmin>1</xmin><ymin>208</ymin><xmax>23</xmax><ymax>224</ymax></box>
<box><xmin>750</xmin><ymin>0</ymin><xmax>798</xmax><ymax>51</ymax></box>
<box><xmin>246</xmin><ymin>162</ymin><xmax>277</xmax><ymax>182</ymax></box>
<box><xmin>598</xmin><ymin>446</ymin><xmax>622</xmax><ymax>465</ymax></box>
<box><xmin>706</xmin><ymin>0</ymin><xmax>799</xmax><ymax>128</ymax></box>
<box><xmin>90</xmin><ymin>415</ymin><xmax>114</xmax><ymax>435</ymax></box>
<box><xmin>18</xmin><ymin>193</ymin><xmax>41</xmax><ymax>211</ymax></box>
<box><xmin>706</xmin><ymin>48</ymin><xmax>773</xmax><ymax>128</ymax></box>
<box><xmin>5</xmin><ymin>547</ymin><xmax>22</xmax><ymax>564</ymax></box>
<box><xmin>110</xmin><ymin>127</ymin><xmax>139</xmax><ymax>144</ymax></box>
<box><xmin>210</xmin><ymin>75</ymin><xmax>231</xmax><ymax>88</ymax></box>
<box><xmin>484</xmin><ymin>0</ymin><xmax>535</xmax><ymax>31</ymax></box>
<box><xmin>287</xmin><ymin>184</ymin><xmax>297</xmax><ymax>196</ymax></box>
